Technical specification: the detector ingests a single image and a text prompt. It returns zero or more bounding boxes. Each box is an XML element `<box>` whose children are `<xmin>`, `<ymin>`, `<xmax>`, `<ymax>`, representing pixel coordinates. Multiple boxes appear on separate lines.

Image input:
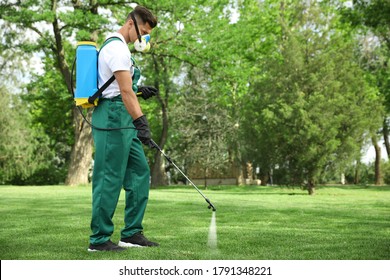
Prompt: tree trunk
<box><xmin>237</xmin><ymin>168</ymin><xmax>244</xmax><ymax>186</ymax></box>
<box><xmin>372</xmin><ymin>136</ymin><xmax>383</xmax><ymax>185</ymax></box>
<box><xmin>382</xmin><ymin>118</ymin><xmax>390</xmax><ymax>158</ymax></box>
<box><xmin>307</xmin><ymin>177</ymin><xmax>315</xmax><ymax>195</ymax></box>
<box><xmin>51</xmin><ymin>4</ymin><xmax>94</xmax><ymax>185</ymax></box>
<box><xmin>151</xmin><ymin>152</ymin><xmax>167</xmax><ymax>187</ymax></box>
<box><xmin>354</xmin><ymin>159</ymin><xmax>360</xmax><ymax>185</ymax></box>
<box><xmin>236</xmin><ymin>162</ymin><xmax>246</xmax><ymax>186</ymax></box>
<box><xmin>230</xmin><ymin>154</ymin><xmax>244</xmax><ymax>185</ymax></box>
<box><xmin>150</xmin><ymin>56</ymin><xmax>169</xmax><ymax>187</ymax></box>
<box><xmin>150</xmin><ymin>94</ymin><xmax>168</xmax><ymax>187</ymax></box>
<box><xmin>204</xmin><ymin>167</ymin><xmax>208</xmax><ymax>189</ymax></box>
<box><xmin>261</xmin><ymin>173</ymin><xmax>270</xmax><ymax>186</ymax></box>
<box><xmin>65</xmin><ymin>108</ymin><xmax>93</xmax><ymax>185</ymax></box>
<box><xmin>232</xmin><ymin>142</ymin><xmax>244</xmax><ymax>186</ymax></box>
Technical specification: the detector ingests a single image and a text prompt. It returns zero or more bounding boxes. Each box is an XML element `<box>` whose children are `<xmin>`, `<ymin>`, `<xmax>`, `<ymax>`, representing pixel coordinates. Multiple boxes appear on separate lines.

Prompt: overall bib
<box><xmin>90</xmin><ymin>56</ymin><xmax>150</xmax><ymax>245</ymax></box>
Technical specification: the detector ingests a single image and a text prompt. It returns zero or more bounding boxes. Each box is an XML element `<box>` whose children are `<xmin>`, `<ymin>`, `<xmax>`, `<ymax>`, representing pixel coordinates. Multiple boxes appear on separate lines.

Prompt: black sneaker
<box><xmin>118</xmin><ymin>232</ymin><xmax>159</xmax><ymax>247</ymax></box>
<box><xmin>88</xmin><ymin>240</ymin><xmax>126</xmax><ymax>252</ymax></box>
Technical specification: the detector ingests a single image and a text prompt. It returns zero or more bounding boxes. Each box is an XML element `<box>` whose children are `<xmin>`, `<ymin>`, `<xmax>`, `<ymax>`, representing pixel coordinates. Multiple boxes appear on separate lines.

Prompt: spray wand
<box><xmin>151</xmin><ymin>139</ymin><xmax>216</xmax><ymax>212</ymax></box>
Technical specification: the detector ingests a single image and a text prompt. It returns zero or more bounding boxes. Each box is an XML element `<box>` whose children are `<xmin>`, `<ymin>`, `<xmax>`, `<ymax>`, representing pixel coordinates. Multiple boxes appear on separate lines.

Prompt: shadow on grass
<box><xmin>154</xmin><ymin>184</ymin><xmax>390</xmax><ymax>194</ymax></box>
<box><xmin>317</xmin><ymin>184</ymin><xmax>390</xmax><ymax>192</ymax></box>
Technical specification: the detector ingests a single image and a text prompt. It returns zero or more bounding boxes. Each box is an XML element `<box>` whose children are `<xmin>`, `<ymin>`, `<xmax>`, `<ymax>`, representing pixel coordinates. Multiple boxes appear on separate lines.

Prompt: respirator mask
<box><xmin>134</xmin><ymin>34</ymin><xmax>151</xmax><ymax>52</ymax></box>
<box><xmin>131</xmin><ymin>13</ymin><xmax>151</xmax><ymax>53</ymax></box>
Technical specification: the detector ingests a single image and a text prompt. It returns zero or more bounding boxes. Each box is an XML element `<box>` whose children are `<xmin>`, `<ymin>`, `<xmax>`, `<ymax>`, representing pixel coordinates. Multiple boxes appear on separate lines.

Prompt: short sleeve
<box><xmin>102</xmin><ymin>40</ymin><xmax>131</xmax><ymax>73</ymax></box>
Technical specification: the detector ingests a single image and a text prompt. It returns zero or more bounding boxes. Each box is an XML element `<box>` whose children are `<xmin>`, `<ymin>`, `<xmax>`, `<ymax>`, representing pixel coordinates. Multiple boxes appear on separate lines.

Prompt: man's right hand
<box><xmin>133</xmin><ymin>115</ymin><xmax>153</xmax><ymax>148</ymax></box>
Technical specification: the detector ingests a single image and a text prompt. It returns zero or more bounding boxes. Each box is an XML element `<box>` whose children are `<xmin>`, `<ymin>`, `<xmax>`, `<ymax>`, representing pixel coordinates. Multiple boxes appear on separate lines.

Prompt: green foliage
<box><xmin>170</xmin><ymin>91</ymin><xmax>235</xmax><ymax>181</ymax></box>
<box><xmin>0</xmin><ymin>0</ymin><xmax>113</xmax><ymax>184</ymax></box>
<box><xmin>0</xmin><ymin>0</ymin><xmax>387</xmax><ymax>186</ymax></box>
<box><xmin>129</xmin><ymin>1</ymin><xmax>236</xmax><ymax>169</ymax></box>
<box><xmin>341</xmin><ymin>0</ymin><xmax>390</xmax><ymax>44</ymax></box>
<box><xmin>16</xmin><ymin>56</ymin><xmax>74</xmax><ymax>185</ymax></box>
<box><xmin>344</xmin><ymin>161</ymin><xmax>375</xmax><ymax>185</ymax></box>
<box><xmin>24</xmin><ymin>55</ymin><xmax>74</xmax><ymax>149</ymax></box>
<box><xmin>340</xmin><ymin>0</ymin><xmax>390</xmax><ymax>186</ymax></box>
<box><xmin>380</xmin><ymin>160</ymin><xmax>390</xmax><ymax>185</ymax></box>
<box><xmin>0</xmin><ymin>87</ymin><xmax>55</xmax><ymax>184</ymax></box>
<box><xmin>342</xmin><ymin>0</ymin><xmax>390</xmax><ymax>106</ymax></box>
<box><xmin>240</xmin><ymin>1</ymin><xmax>383</xmax><ymax>186</ymax></box>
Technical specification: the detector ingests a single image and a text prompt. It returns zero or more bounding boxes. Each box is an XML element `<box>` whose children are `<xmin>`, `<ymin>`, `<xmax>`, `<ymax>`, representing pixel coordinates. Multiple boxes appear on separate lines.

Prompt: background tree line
<box><xmin>0</xmin><ymin>0</ymin><xmax>389</xmax><ymax>194</ymax></box>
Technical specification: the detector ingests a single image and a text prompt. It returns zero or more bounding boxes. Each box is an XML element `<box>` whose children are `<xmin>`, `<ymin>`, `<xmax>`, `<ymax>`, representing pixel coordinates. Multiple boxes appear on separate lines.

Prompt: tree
<box><xmin>170</xmin><ymin>78</ymin><xmax>235</xmax><ymax>187</ymax></box>
<box><xmin>340</xmin><ymin>0</ymin><xmax>390</xmax><ymax>184</ymax></box>
<box><xmin>23</xmin><ymin>55</ymin><xmax>74</xmax><ymax>183</ymax></box>
<box><xmin>372</xmin><ymin>135</ymin><xmax>384</xmax><ymax>185</ymax></box>
<box><xmin>0</xmin><ymin>0</ymin><xmax>119</xmax><ymax>185</ymax></box>
<box><xmin>167</xmin><ymin>0</ymin><xmax>262</xmax><ymax>185</ymax></box>
<box><xmin>0</xmin><ymin>87</ymin><xmax>53</xmax><ymax>184</ymax></box>
<box><xmin>130</xmin><ymin>0</ymin><xmax>232</xmax><ymax>186</ymax></box>
<box><xmin>242</xmin><ymin>0</ymin><xmax>382</xmax><ymax>194</ymax></box>
<box><xmin>1</xmin><ymin>0</ymin><xmax>237</xmax><ymax>186</ymax></box>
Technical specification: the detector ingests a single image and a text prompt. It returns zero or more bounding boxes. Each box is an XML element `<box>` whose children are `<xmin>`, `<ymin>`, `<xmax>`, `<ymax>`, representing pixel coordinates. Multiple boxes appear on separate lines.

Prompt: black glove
<box><xmin>133</xmin><ymin>115</ymin><xmax>153</xmax><ymax>148</ymax></box>
<box><xmin>137</xmin><ymin>86</ymin><xmax>158</xmax><ymax>100</ymax></box>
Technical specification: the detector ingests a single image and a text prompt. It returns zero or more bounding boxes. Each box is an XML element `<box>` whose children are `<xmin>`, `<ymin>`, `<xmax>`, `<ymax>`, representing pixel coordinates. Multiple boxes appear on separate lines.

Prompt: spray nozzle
<box><xmin>206</xmin><ymin>198</ymin><xmax>216</xmax><ymax>212</ymax></box>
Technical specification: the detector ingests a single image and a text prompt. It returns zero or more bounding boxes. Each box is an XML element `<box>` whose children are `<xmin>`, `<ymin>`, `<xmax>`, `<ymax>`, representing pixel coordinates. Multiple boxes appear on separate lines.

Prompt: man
<box><xmin>88</xmin><ymin>6</ymin><xmax>159</xmax><ymax>252</ymax></box>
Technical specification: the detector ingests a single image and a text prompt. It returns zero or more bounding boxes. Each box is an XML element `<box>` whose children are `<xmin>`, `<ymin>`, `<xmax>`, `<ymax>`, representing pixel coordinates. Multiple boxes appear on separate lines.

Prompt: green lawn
<box><xmin>0</xmin><ymin>184</ymin><xmax>389</xmax><ymax>260</ymax></box>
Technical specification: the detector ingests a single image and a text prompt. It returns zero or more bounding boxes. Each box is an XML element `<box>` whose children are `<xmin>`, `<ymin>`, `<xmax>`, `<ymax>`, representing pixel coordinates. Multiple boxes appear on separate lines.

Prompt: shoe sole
<box><xmin>88</xmin><ymin>247</ymin><xmax>127</xmax><ymax>252</ymax></box>
<box><xmin>88</xmin><ymin>248</ymin><xmax>99</xmax><ymax>252</ymax></box>
<box><xmin>118</xmin><ymin>241</ymin><xmax>144</xmax><ymax>248</ymax></box>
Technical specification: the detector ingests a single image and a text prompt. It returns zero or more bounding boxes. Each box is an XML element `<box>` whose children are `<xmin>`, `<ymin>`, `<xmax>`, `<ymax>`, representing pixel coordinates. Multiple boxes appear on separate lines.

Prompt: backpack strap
<box><xmin>87</xmin><ymin>37</ymin><xmax>122</xmax><ymax>105</ymax></box>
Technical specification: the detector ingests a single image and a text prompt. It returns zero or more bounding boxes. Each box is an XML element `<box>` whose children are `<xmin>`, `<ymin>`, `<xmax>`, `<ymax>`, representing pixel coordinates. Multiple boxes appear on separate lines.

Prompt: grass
<box><xmin>0</xmin><ymin>184</ymin><xmax>389</xmax><ymax>260</ymax></box>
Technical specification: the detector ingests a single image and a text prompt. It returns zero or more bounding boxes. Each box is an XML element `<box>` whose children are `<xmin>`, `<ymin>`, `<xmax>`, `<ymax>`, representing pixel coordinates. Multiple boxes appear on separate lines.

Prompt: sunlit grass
<box><xmin>0</xmin><ymin>185</ymin><xmax>389</xmax><ymax>260</ymax></box>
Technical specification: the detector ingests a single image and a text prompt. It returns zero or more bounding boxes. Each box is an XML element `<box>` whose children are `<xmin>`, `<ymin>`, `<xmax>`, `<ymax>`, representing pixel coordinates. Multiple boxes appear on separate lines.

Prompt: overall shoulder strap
<box><xmin>99</xmin><ymin>36</ymin><xmax>122</xmax><ymax>52</ymax></box>
<box><xmin>88</xmin><ymin>36</ymin><xmax>123</xmax><ymax>105</ymax></box>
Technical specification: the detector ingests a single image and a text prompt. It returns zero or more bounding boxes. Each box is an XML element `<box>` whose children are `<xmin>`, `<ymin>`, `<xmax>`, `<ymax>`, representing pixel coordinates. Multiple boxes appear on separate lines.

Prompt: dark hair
<box><xmin>127</xmin><ymin>6</ymin><xmax>157</xmax><ymax>28</ymax></box>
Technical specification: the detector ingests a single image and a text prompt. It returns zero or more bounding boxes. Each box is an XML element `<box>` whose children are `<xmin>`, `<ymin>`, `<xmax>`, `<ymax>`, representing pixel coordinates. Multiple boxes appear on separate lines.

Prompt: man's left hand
<box><xmin>137</xmin><ymin>86</ymin><xmax>158</xmax><ymax>100</ymax></box>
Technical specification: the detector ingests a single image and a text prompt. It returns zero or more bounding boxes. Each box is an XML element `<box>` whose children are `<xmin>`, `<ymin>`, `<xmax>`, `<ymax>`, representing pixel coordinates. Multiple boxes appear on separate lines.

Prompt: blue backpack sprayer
<box><xmin>74</xmin><ymin>41</ymin><xmax>99</xmax><ymax>108</ymax></box>
<box><xmin>72</xmin><ymin>30</ymin><xmax>216</xmax><ymax>212</ymax></box>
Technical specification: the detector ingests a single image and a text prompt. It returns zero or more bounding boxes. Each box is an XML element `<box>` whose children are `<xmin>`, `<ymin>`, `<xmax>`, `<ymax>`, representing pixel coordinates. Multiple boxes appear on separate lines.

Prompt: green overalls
<box><xmin>90</xmin><ymin>52</ymin><xmax>150</xmax><ymax>245</ymax></box>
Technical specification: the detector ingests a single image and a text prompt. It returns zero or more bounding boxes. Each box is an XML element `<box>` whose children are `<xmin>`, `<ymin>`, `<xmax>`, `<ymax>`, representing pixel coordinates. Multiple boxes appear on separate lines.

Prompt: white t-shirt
<box><xmin>98</xmin><ymin>33</ymin><xmax>134</xmax><ymax>99</ymax></box>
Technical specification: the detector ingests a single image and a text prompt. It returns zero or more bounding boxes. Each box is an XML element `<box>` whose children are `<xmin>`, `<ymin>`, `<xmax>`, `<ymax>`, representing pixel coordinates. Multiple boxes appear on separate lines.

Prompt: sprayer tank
<box><xmin>75</xmin><ymin>42</ymin><xmax>98</xmax><ymax>108</ymax></box>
